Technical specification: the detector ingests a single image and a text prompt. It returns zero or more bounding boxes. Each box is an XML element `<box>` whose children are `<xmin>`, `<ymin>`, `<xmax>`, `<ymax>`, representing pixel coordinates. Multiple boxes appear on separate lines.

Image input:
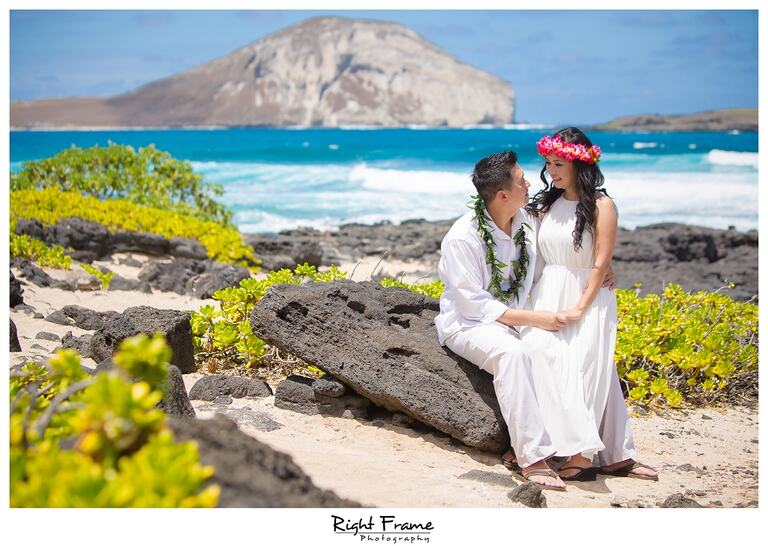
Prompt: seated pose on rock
<box><xmin>520</xmin><ymin>127</ymin><xmax>658</xmax><ymax>482</ymax></box>
<box><xmin>435</xmin><ymin>150</ymin><xmax>584</xmax><ymax>491</ymax></box>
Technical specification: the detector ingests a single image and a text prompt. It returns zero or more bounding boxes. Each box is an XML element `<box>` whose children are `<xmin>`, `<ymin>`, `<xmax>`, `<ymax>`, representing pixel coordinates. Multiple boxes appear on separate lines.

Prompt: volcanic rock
<box><xmin>10</xmin><ymin>319</ymin><xmax>22</xmax><ymax>352</ymax></box>
<box><xmin>250</xmin><ymin>281</ymin><xmax>508</xmax><ymax>451</ymax></box>
<box><xmin>10</xmin><ymin>271</ymin><xmax>24</xmax><ymax>307</ymax></box>
<box><xmin>90</xmin><ymin>306</ymin><xmax>196</xmax><ymax>372</ymax></box>
<box><xmin>188</xmin><ymin>374</ymin><xmax>273</xmax><ymax>401</ymax></box>
<box><xmin>167</xmin><ymin>415</ymin><xmax>363</xmax><ymax>507</ymax></box>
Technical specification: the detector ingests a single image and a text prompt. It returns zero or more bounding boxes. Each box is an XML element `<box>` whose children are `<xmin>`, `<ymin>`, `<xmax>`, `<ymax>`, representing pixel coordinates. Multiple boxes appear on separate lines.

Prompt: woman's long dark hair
<box><xmin>526</xmin><ymin>127</ymin><xmax>608</xmax><ymax>251</ymax></box>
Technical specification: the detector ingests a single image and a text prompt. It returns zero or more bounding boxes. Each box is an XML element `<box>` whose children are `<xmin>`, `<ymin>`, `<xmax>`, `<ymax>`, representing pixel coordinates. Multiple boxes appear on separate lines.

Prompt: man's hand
<box><xmin>602</xmin><ymin>266</ymin><xmax>616</xmax><ymax>290</ymax></box>
<box><xmin>534</xmin><ymin>311</ymin><xmax>568</xmax><ymax>331</ymax></box>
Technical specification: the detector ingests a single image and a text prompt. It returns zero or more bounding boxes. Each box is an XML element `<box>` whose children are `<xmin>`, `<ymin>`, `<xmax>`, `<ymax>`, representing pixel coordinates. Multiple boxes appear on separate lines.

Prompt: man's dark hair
<box><xmin>472</xmin><ymin>150</ymin><xmax>518</xmax><ymax>205</ymax></box>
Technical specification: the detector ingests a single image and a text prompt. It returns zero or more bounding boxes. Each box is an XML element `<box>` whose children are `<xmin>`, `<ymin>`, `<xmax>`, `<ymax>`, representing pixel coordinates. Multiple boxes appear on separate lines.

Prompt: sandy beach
<box><xmin>10</xmin><ymin>254</ymin><xmax>758</xmax><ymax>508</ymax></box>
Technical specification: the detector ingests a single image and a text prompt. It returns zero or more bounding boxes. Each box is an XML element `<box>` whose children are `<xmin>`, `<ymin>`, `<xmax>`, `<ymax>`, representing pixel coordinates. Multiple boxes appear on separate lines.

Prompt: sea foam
<box><xmin>706</xmin><ymin>150</ymin><xmax>758</xmax><ymax>168</ymax></box>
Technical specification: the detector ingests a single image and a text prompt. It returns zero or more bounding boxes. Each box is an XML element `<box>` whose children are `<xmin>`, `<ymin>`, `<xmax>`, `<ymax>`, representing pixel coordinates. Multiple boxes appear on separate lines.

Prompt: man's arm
<box><xmin>440</xmin><ymin>238</ymin><xmax>567</xmax><ymax>332</ymax></box>
<box><xmin>497</xmin><ymin>308</ymin><xmax>568</xmax><ymax>331</ymax></box>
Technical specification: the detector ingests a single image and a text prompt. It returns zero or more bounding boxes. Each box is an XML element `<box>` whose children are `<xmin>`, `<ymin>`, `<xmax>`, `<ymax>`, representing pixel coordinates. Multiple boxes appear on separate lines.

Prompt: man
<box><xmin>435</xmin><ymin>151</ymin><xmax>612</xmax><ymax>491</ymax></box>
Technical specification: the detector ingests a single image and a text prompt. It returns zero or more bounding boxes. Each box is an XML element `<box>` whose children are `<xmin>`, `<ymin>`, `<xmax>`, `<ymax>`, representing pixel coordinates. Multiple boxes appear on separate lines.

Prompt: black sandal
<box><xmin>557</xmin><ymin>465</ymin><xmax>598</xmax><ymax>481</ymax></box>
<box><xmin>600</xmin><ymin>461</ymin><xmax>659</xmax><ymax>481</ymax></box>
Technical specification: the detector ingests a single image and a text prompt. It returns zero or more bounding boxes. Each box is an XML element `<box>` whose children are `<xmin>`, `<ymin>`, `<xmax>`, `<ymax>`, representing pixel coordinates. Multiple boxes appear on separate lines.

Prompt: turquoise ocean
<box><xmin>10</xmin><ymin>128</ymin><xmax>758</xmax><ymax>233</ymax></box>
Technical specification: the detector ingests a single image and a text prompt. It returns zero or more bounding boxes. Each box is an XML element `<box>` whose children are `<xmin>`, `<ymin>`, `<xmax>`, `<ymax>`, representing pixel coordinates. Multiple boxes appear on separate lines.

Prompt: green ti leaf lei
<box><xmin>470</xmin><ymin>194</ymin><xmax>531</xmax><ymax>303</ymax></box>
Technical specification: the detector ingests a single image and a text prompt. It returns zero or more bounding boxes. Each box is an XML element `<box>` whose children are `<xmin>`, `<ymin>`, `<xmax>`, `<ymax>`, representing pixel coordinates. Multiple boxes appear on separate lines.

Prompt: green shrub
<box><xmin>615</xmin><ymin>284</ymin><xmax>757</xmax><ymax>407</ymax></box>
<box><xmin>9</xmin><ymin>232</ymin><xmax>73</xmax><ymax>269</ymax></box>
<box><xmin>78</xmin><ymin>263</ymin><xmax>115</xmax><ymax>289</ymax></box>
<box><xmin>379</xmin><ymin>277</ymin><xmax>445</xmax><ymax>299</ymax></box>
<box><xmin>10</xmin><ymin>334</ymin><xmax>219</xmax><ymax>507</ymax></box>
<box><xmin>191</xmin><ymin>264</ymin><xmax>347</xmax><ymax>371</ymax></box>
<box><xmin>11</xmin><ymin>187</ymin><xmax>258</xmax><ymax>268</ymax></box>
<box><xmin>11</xmin><ymin>143</ymin><xmax>232</xmax><ymax>226</ymax></box>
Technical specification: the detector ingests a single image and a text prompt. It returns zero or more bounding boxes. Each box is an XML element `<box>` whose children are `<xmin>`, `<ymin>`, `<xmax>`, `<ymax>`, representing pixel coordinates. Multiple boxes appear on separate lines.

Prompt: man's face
<box><xmin>500</xmin><ymin>163</ymin><xmax>530</xmax><ymax>211</ymax></box>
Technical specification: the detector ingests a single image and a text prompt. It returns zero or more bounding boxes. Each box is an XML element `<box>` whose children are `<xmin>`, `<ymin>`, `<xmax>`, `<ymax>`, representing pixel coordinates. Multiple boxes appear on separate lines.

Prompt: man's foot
<box><xmin>521</xmin><ymin>460</ymin><xmax>566</xmax><ymax>491</ymax></box>
<box><xmin>557</xmin><ymin>454</ymin><xmax>596</xmax><ymax>481</ymax></box>
<box><xmin>600</xmin><ymin>459</ymin><xmax>659</xmax><ymax>480</ymax></box>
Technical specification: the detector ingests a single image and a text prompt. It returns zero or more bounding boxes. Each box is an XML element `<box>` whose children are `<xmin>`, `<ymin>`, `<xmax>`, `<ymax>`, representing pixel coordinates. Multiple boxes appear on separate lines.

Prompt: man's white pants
<box><xmin>445</xmin><ymin>321</ymin><xmax>555</xmax><ymax>468</ymax></box>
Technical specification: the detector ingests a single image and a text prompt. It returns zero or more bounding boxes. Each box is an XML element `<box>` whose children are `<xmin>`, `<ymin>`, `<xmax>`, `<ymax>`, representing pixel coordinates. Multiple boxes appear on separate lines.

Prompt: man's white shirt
<box><xmin>434</xmin><ymin>207</ymin><xmax>540</xmax><ymax>345</ymax></box>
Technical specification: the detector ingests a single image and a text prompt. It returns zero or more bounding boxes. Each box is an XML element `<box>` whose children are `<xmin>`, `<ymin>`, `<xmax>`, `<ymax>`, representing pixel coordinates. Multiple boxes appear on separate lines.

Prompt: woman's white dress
<box><xmin>521</xmin><ymin>196</ymin><xmax>636</xmax><ymax>465</ymax></box>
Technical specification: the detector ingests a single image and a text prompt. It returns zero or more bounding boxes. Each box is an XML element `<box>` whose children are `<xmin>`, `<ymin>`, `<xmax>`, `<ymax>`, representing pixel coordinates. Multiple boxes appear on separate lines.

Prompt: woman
<box><xmin>521</xmin><ymin>127</ymin><xmax>658</xmax><ymax>481</ymax></box>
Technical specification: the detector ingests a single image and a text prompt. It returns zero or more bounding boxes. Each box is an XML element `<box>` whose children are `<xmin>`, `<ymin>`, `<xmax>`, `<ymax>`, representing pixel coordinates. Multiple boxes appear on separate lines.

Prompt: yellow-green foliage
<box><xmin>11</xmin><ymin>142</ymin><xmax>232</xmax><ymax>226</ymax></box>
<box><xmin>11</xmin><ymin>187</ymin><xmax>258</xmax><ymax>268</ymax></box>
<box><xmin>616</xmin><ymin>284</ymin><xmax>757</xmax><ymax>407</ymax></box>
<box><xmin>191</xmin><ymin>264</ymin><xmax>347</xmax><ymax>370</ymax></box>
<box><xmin>384</xmin><ymin>279</ymin><xmax>757</xmax><ymax>408</ymax></box>
<box><xmin>9</xmin><ymin>232</ymin><xmax>73</xmax><ymax>269</ymax></box>
<box><xmin>78</xmin><ymin>263</ymin><xmax>115</xmax><ymax>289</ymax></box>
<box><xmin>380</xmin><ymin>277</ymin><xmax>445</xmax><ymax>299</ymax></box>
<box><xmin>10</xmin><ymin>335</ymin><xmax>220</xmax><ymax>508</ymax></box>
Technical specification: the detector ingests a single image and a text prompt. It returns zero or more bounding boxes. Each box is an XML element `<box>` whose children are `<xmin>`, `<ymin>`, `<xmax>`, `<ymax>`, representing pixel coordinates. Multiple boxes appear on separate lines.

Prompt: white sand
<box><xmin>9</xmin><ymin>257</ymin><xmax>758</xmax><ymax>508</ymax></box>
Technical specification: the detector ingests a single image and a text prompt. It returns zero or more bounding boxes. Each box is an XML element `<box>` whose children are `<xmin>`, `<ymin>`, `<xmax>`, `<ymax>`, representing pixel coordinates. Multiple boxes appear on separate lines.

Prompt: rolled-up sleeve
<box><xmin>439</xmin><ymin>238</ymin><xmax>508</xmax><ymax>324</ymax></box>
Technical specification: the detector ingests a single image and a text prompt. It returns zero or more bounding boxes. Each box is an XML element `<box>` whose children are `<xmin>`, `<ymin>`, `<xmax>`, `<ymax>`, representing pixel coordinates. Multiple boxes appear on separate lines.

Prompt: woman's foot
<box><xmin>501</xmin><ymin>449</ymin><xmax>519</xmax><ymax>470</ymax></box>
<box><xmin>600</xmin><ymin>459</ymin><xmax>659</xmax><ymax>480</ymax></box>
<box><xmin>521</xmin><ymin>459</ymin><xmax>567</xmax><ymax>491</ymax></box>
<box><xmin>557</xmin><ymin>454</ymin><xmax>596</xmax><ymax>480</ymax></box>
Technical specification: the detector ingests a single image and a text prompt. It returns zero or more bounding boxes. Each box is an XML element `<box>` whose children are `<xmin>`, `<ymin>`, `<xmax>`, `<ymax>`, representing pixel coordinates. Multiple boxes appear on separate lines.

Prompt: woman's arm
<box><xmin>561</xmin><ymin>195</ymin><xmax>618</xmax><ymax>320</ymax></box>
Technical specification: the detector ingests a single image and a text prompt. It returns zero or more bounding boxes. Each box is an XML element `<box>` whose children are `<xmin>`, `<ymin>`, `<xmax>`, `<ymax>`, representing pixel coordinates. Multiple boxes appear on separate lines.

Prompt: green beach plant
<box><xmin>11</xmin><ymin>187</ymin><xmax>258</xmax><ymax>268</ymax></box>
<box><xmin>191</xmin><ymin>264</ymin><xmax>347</xmax><ymax>372</ymax></box>
<box><xmin>10</xmin><ymin>334</ymin><xmax>220</xmax><ymax>507</ymax></box>
<box><xmin>11</xmin><ymin>143</ymin><xmax>232</xmax><ymax>226</ymax></box>
<box><xmin>9</xmin><ymin>232</ymin><xmax>73</xmax><ymax>269</ymax></box>
<box><xmin>615</xmin><ymin>284</ymin><xmax>758</xmax><ymax>407</ymax></box>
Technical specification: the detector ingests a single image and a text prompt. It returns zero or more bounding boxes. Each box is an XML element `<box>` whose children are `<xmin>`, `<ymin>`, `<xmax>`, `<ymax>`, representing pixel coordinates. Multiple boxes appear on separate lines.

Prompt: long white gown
<box><xmin>521</xmin><ymin>195</ymin><xmax>636</xmax><ymax>465</ymax></box>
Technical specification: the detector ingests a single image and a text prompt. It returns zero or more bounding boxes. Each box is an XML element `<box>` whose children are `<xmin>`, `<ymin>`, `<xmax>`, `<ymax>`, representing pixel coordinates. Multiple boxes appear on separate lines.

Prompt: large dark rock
<box><xmin>90</xmin><ymin>306</ymin><xmax>196</xmax><ymax>373</ymax></box>
<box><xmin>167</xmin><ymin>415</ymin><xmax>362</xmax><ymax>507</ymax></box>
<box><xmin>10</xmin><ymin>319</ymin><xmax>21</xmax><ymax>352</ymax></box>
<box><xmin>10</xmin><ymin>271</ymin><xmax>24</xmax><ymax>307</ymax></box>
<box><xmin>49</xmin><ymin>217</ymin><xmax>110</xmax><ymax>262</ymax></box>
<box><xmin>15</xmin><ymin>216</ymin><xmax>212</xmax><ymax>263</ymax></box>
<box><xmin>111</xmin><ymin>230</ymin><xmax>170</xmax><ymax>256</ymax></box>
<box><xmin>189</xmin><ymin>374</ymin><xmax>273</xmax><ymax>401</ymax></box>
<box><xmin>250</xmin><ymin>281</ymin><xmax>508</xmax><ymax>452</ymax></box>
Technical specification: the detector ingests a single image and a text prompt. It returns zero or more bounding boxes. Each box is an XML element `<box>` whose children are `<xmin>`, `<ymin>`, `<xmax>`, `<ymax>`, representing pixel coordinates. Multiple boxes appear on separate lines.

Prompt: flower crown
<box><xmin>536</xmin><ymin>135</ymin><xmax>601</xmax><ymax>164</ymax></box>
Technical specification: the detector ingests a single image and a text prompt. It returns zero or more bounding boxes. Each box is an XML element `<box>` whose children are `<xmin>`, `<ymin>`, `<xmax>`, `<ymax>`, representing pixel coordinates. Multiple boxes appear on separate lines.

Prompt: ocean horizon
<box><xmin>10</xmin><ymin>128</ymin><xmax>759</xmax><ymax>233</ymax></box>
